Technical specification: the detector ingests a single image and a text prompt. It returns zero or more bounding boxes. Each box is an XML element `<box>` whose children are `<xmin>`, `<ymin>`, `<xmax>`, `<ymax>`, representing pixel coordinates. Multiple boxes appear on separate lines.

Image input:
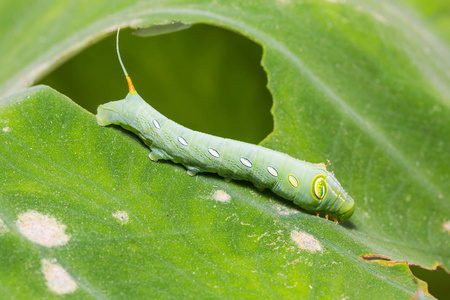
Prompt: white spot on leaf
<box><xmin>41</xmin><ymin>259</ymin><xmax>77</xmax><ymax>294</ymax></box>
<box><xmin>0</xmin><ymin>218</ymin><xmax>9</xmax><ymax>235</ymax></box>
<box><xmin>16</xmin><ymin>210</ymin><xmax>70</xmax><ymax>247</ymax></box>
<box><xmin>212</xmin><ymin>190</ymin><xmax>231</xmax><ymax>203</ymax></box>
<box><xmin>2</xmin><ymin>126</ymin><xmax>9</xmax><ymax>132</ymax></box>
<box><xmin>290</xmin><ymin>230</ymin><xmax>322</xmax><ymax>252</ymax></box>
<box><xmin>443</xmin><ymin>221</ymin><xmax>450</xmax><ymax>233</ymax></box>
<box><xmin>275</xmin><ymin>205</ymin><xmax>299</xmax><ymax>216</ymax></box>
<box><xmin>371</xmin><ymin>12</ymin><xmax>386</xmax><ymax>23</ymax></box>
<box><xmin>112</xmin><ymin>210</ymin><xmax>129</xmax><ymax>225</ymax></box>
<box><xmin>276</xmin><ymin>0</ymin><xmax>291</xmax><ymax>6</ymax></box>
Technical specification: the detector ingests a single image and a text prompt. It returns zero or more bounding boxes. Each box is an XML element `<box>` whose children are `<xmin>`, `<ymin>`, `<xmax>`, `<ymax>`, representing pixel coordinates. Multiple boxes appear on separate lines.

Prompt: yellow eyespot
<box><xmin>288</xmin><ymin>174</ymin><xmax>299</xmax><ymax>188</ymax></box>
<box><xmin>312</xmin><ymin>175</ymin><xmax>327</xmax><ymax>201</ymax></box>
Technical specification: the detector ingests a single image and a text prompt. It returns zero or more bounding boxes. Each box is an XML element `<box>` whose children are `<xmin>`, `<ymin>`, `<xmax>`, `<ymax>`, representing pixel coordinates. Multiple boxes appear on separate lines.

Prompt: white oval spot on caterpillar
<box><xmin>208</xmin><ymin>148</ymin><xmax>220</xmax><ymax>158</ymax></box>
<box><xmin>240</xmin><ymin>157</ymin><xmax>252</xmax><ymax>168</ymax></box>
<box><xmin>41</xmin><ymin>259</ymin><xmax>78</xmax><ymax>294</ymax></box>
<box><xmin>2</xmin><ymin>126</ymin><xmax>9</xmax><ymax>132</ymax></box>
<box><xmin>177</xmin><ymin>136</ymin><xmax>188</xmax><ymax>146</ymax></box>
<box><xmin>290</xmin><ymin>230</ymin><xmax>322</xmax><ymax>252</ymax></box>
<box><xmin>443</xmin><ymin>220</ymin><xmax>450</xmax><ymax>233</ymax></box>
<box><xmin>288</xmin><ymin>175</ymin><xmax>299</xmax><ymax>188</ymax></box>
<box><xmin>0</xmin><ymin>218</ymin><xmax>9</xmax><ymax>235</ymax></box>
<box><xmin>112</xmin><ymin>210</ymin><xmax>129</xmax><ymax>225</ymax></box>
<box><xmin>16</xmin><ymin>210</ymin><xmax>70</xmax><ymax>247</ymax></box>
<box><xmin>267</xmin><ymin>166</ymin><xmax>278</xmax><ymax>177</ymax></box>
<box><xmin>152</xmin><ymin>119</ymin><xmax>161</xmax><ymax>129</ymax></box>
<box><xmin>212</xmin><ymin>190</ymin><xmax>231</xmax><ymax>203</ymax></box>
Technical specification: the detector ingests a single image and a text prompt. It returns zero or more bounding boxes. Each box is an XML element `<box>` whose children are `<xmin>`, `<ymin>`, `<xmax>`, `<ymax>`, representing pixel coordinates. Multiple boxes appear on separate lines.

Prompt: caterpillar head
<box><xmin>311</xmin><ymin>173</ymin><xmax>355</xmax><ymax>222</ymax></box>
<box><xmin>97</xmin><ymin>99</ymin><xmax>128</xmax><ymax>126</ymax></box>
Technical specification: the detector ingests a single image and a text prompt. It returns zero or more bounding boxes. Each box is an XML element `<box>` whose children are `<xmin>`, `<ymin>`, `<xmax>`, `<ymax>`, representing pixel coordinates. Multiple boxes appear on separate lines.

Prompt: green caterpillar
<box><xmin>96</xmin><ymin>29</ymin><xmax>355</xmax><ymax>222</ymax></box>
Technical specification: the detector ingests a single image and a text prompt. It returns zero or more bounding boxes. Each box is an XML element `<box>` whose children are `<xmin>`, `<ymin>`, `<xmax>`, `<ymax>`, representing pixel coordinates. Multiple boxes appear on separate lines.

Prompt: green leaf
<box><xmin>0</xmin><ymin>86</ymin><xmax>429</xmax><ymax>298</ymax></box>
<box><xmin>1</xmin><ymin>0</ymin><xmax>449</xmax><ymax>298</ymax></box>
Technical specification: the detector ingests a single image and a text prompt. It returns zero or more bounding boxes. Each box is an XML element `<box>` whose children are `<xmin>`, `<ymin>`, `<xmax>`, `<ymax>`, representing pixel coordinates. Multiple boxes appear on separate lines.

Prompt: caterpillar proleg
<box><xmin>96</xmin><ymin>28</ymin><xmax>355</xmax><ymax>222</ymax></box>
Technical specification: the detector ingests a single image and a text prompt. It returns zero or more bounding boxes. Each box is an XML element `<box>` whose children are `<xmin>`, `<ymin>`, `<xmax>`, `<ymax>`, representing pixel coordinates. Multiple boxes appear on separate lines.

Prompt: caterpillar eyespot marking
<box><xmin>312</xmin><ymin>175</ymin><xmax>327</xmax><ymax>201</ymax></box>
<box><xmin>267</xmin><ymin>166</ymin><xmax>278</xmax><ymax>177</ymax></box>
<box><xmin>208</xmin><ymin>148</ymin><xmax>220</xmax><ymax>158</ymax></box>
<box><xmin>240</xmin><ymin>157</ymin><xmax>253</xmax><ymax>168</ymax></box>
<box><xmin>96</xmin><ymin>28</ymin><xmax>356</xmax><ymax>222</ymax></box>
<box><xmin>178</xmin><ymin>136</ymin><xmax>188</xmax><ymax>146</ymax></box>
<box><xmin>152</xmin><ymin>119</ymin><xmax>161</xmax><ymax>129</ymax></box>
<box><xmin>288</xmin><ymin>175</ymin><xmax>299</xmax><ymax>188</ymax></box>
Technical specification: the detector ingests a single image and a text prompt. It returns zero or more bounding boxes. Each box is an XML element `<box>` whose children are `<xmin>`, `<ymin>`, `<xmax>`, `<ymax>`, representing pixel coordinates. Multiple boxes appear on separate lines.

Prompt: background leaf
<box><xmin>1</xmin><ymin>0</ymin><xmax>449</xmax><ymax>298</ymax></box>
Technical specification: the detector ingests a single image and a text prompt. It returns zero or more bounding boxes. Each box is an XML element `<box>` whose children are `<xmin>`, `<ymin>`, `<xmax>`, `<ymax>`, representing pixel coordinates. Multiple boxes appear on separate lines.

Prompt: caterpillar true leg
<box><xmin>148</xmin><ymin>148</ymin><xmax>170</xmax><ymax>161</ymax></box>
<box><xmin>186</xmin><ymin>166</ymin><xmax>201</xmax><ymax>176</ymax></box>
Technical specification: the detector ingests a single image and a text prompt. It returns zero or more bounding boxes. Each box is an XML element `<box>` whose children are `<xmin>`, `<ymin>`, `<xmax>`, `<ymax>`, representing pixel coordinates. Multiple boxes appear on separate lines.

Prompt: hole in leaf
<box><xmin>361</xmin><ymin>254</ymin><xmax>450</xmax><ymax>299</ymax></box>
<box><xmin>38</xmin><ymin>24</ymin><xmax>273</xmax><ymax>144</ymax></box>
<box><xmin>410</xmin><ymin>265</ymin><xmax>449</xmax><ymax>300</ymax></box>
<box><xmin>360</xmin><ymin>254</ymin><xmax>394</xmax><ymax>262</ymax></box>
